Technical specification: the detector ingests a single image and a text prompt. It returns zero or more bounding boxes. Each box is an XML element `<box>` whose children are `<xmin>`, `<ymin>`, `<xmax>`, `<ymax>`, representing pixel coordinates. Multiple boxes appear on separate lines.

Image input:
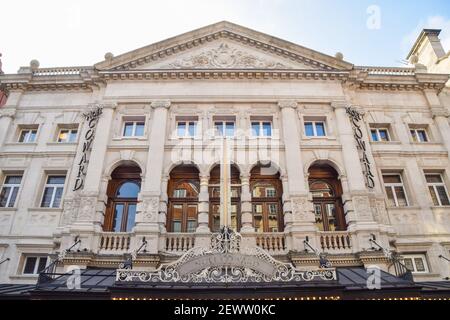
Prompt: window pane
<box><xmin>305</xmin><ymin>123</ymin><xmax>314</xmax><ymax>136</ymax></box>
<box><xmin>379</xmin><ymin>130</ymin><xmax>389</xmax><ymax>141</ymax></box>
<box><xmin>410</xmin><ymin>130</ymin><xmax>418</xmax><ymax>142</ymax></box>
<box><xmin>69</xmin><ymin>130</ymin><xmax>78</xmax><ymax>142</ymax></box>
<box><xmin>41</xmin><ymin>187</ymin><xmax>54</xmax><ymax>207</ymax></box>
<box><xmin>19</xmin><ymin>130</ymin><xmax>29</xmax><ymax>143</ymax></box>
<box><xmin>310</xmin><ymin>181</ymin><xmax>334</xmax><ymax>198</ymax></box>
<box><xmin>123</xmin><ymin>123</ymin><xmax>134</xmax><ymax>136</ymax></box>
<box><xmin>385</xmin><ymin>187</ymin><xmax>396</xmax><ymax>207</ymax></box>
<box><xmin>135</xmin><ymin>123</ymin><xmax>145</xmax><ymax>136</ymax></box>
<box><xmin>225</xmin><ymin>122</ymin><xmax>235</xmax><ymax>137</ymax></box>
<box><xmin>113</xmin><ymin>204</ymin><xmax>124</xmax><ymax>232</ymax></box>
<box><xmin>314</xmin><ymin>204</ymin><xmax>324</xmax><ymax>231</ymax></box>
<box><xmin>117</xmin><ymin>182</ymin><xmax>140</xmax><ymax>198</ymax></box>
<box><xmin>251</xmin><ymin>123</ymin><xmax>260</xmax><ymax>136</ymax></box>
<box><xmin>404</xmin><ymin>258</ymin><xmax>414</xmax><ymax>272</ymax></box>
<box><xmin>383</xmin><ymin>175</ymin><xmax>401</xmax><ymax>184</ymax></box>
<box><xmin>37</xmin><ymin>257</ymin><xmax>48</xmax><ymax>273</ymax></box>
<box><xmin>394</xmin><ymin>186</ymin><xmax>408</xmax><ymax>206</ymax></box>
<box><xmin>437</xmin><ymin>186</ymin><xmax>450</xmax><ymax>206</ymax></box>
<box><xmin>172</xmin><ymin>221</ymin><xmax>182</xmax><ymax>233</ymax></box>
<box><xmin>172</xmin><ymin>205</ymin><xmax>183</xmax><ymax>220</ymax></box>
<box><xmin>126</xmin><ymin>204</ymin><xmax>137</xmax><ymax>232</ymax></box>
<box><xmin>188</xmin><ymin>122</ymin><xmax>196</xmax><ymax>136</ymax></box>
<box><xmin>52</xmin><ymin>187</ymin><xmax>64</xmax><ymax>208</ymax></box>
<box><xmin>371</xmin><ymin>130</ymin><xmax>379</xmax><ymax>142</ymax></box>
<box><xmin>315</xmin><ymin>122</ymin><xmax>326</xmax><ymax>136</ymax></box>
<box><xmin>262</xmin><ymin>122</ymin><xmax>272</xmax><ymax>137</ymax></box>
<box><xmin>418</xmin><ymin>130</ymin><xmax>428</xmax><ymax>142</ymax></box>
<box><xmin>414</xmin><ymin>258</ymin><xmax>426</xmax><ymax>272</ymax></box>
<box><xmin>47</xmin><ymin>176</ymin><xmax>66</xmax><ymax>185</ymax></box>
<box><xmin>8</xmin><ymin>186</ymin><xmax>19</xmax><ymax>207</ymax></box>
<box><xmin>0</xmin><ymin>187</ymin><xmax>11</xmax><ymax>207</ymax></box>
<box><xmin>429</xmin><ymin>186</ymin><xmax>440</xmax><ymax>206</ymax></box>
<box><xmin>29</xmin><ymin>130</ymin><xmax>37</xmax><ymax>142</ymax></box>
<box><xmin>425</xmin><ymin>174</ymin><xmax>443</xmax><ymax>183</ymax></box>
<box><xmin>215</xmin><ymin>122</ymin><xmax>224</xmax><ymax>136</ymax></box>
<box><xmin>23</xmin><ymin>257</ymin><xmax>37</xmax><ymax>274</ymax></box>
<box><xmin>177</xmin><ymin>122</ymin><xmax>186</xmax><ymax>136</ymax></box>
<box><xmin>325</xmin><ymin>203</ymin><xmax>337</xmax><ymax>231</ymax></box>
<box><xmin>58</xmin><ymin>130</ymin><xmax>69</xmax><ymax>142</ymax></box>
<box><xmin>6</xmin><ymin>176</ymin><xmax>22</xmax><ymax>184</ymax></box>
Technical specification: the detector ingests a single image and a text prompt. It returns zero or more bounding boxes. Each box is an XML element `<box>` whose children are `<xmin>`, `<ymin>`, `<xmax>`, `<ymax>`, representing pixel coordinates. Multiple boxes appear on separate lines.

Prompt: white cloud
<box><xmin>403</xmin><ymin>15</ymin><xmax>450</xmax><ymax>55</ymax></box>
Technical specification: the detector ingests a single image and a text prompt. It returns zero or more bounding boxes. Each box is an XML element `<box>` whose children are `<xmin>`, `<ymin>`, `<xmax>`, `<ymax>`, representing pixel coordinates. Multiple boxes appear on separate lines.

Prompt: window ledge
<box><xmin>28</xmin><ymin>207</ymin><xmax>63</xmax><ymax>213</ymax></box>
<box><xmin>47</xmin><ymin>142</ymin><xmax>78</xmax><ymax>146</ymax></box>
<box><xmin>370</xmin><ymin>141</ymin><xmax>401</xmax><ymax>145</ymax></box>
<box><xmin>302</xmin><ymin>136</ymin><xmax>336</xmax><ymax>141</ymax></box>
<box><xmin>4</xmin><ymin>142</ymin><xmax>38</xmax><ymax>146</ymax></box>
<box><xmin>9</xmin><ymin>274</ymin><xmax>39</xmax><ymax>281</ymax></box>
<box><xmin>430</xmin><ymin>206</ymin><xmax>450</xmax><ymax>209</ymax></box>
<box><xmin>386</xmin><ymin>206</ymin><xmax>421</xmax><ymax>211</ymax></box>
<box><xmin>113</xmin><ymin>137</ymin><xmax>148</xmax><ymax>141</ymax></box>
<box><xmin>0</xmin><ymin>207</ymin><xmax>18</xmax><ymax>212</ymax></box>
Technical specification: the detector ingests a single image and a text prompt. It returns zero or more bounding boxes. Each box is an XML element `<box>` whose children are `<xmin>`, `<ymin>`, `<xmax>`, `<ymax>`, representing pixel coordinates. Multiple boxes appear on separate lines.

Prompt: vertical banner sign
<box><xmin>346</xmin><ymin>106</ymin><xmax>375</xmax><ymax>189</ymax></box>
<box><xmin>73</xmin><ymin>106</ymin><xmax>103</xmax><ymax>191</ymax></box>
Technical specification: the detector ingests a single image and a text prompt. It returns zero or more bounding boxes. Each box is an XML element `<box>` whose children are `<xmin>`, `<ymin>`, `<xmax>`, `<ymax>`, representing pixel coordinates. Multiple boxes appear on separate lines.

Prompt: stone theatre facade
<box><xmin>0</xmin><ymin>22</ymin><xmax>450</xmax><ymax>287</ymax></box>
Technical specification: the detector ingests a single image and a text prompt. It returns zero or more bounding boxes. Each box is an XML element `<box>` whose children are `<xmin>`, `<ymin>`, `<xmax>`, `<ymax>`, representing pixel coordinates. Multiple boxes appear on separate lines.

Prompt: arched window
<box><xmin>209</xmin><ymin>165</ymin><xmax>241</xmax><ymax>232</ymax></box>
<box><xmin>250</xmin><ymin>164</ymin><xmax>283</xmax><ymax>233</ymax></box>
<box><xmin>308</xmin><ymin>164</ymin><xmax>346</xmax><ymax>231</ymax></box>
<box><xmin>104</xmin><ymin>164</ymin><xmax>141</xmax><ymax>233</ymax></box>
<box><xmin>167</xmin><ymin>165</ymin><xmax>200</xmax><ymax>233</ymax></box>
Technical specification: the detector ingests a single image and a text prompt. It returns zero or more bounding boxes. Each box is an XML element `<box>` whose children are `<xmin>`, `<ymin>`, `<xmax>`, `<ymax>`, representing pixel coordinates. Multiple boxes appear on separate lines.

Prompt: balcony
<box><xmin>318</xmin><ymin>231</ymin><xmax>352</xmax><ymax>254</ymax></box>
<box><xmin>98</xmin><ymin>232</ymin><xmax>131</xmax><ymax>254</ymax></box>
<box><xmin>256</xmin><ymin>233</ymin><xmax>287</xmax><ymax>255</ymax></box>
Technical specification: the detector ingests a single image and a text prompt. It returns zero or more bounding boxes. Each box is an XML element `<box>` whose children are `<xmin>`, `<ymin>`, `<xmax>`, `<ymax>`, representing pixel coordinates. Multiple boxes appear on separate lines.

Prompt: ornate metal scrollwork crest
<box><xmin>116</xmin><ymin>228</ymin><xmax>336</xmax><ymax>284</ymax></box>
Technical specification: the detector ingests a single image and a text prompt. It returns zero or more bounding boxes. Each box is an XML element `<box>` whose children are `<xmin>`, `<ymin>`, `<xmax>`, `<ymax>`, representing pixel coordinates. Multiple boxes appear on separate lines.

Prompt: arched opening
<box><xmin>250</xmin><ymin>163</ymin><xmax>284</xmax><ymax>233</ymax></box>
<box><xmin>209</xmin><ymin>164</ymin><xmax>241</xmax><ymax>232</ymax></box>
<box><xmin>308</xmin><ymin>164</ymin><xmax>346</xmax><ymax>231</ymax></box>
<box><xmin>167</xmin><ymin>165</ymin><xmax>200</xmax><ymax>233</ymax></box>
<box><xmin>104</xmin><ymin>164</ymin><xmax>141</xmax><ymax>232</ymax></box>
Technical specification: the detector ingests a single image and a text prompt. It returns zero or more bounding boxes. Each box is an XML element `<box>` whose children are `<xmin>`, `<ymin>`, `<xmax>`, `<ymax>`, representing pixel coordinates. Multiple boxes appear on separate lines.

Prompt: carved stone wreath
<box><xmin>162</xmin><ymin>43</ymin><xmax>292</xmax><ymax>69</ymax></box>
<box><xmin>116</xmin><ymin>227</ymin><xmax>336</xmax><ymax>284</ymax></box>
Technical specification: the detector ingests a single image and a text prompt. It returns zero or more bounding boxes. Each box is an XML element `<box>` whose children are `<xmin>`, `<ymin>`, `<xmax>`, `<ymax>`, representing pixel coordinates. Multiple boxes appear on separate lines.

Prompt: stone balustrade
<box><xmin>357</xmin><ymin>66</ymin><xmax>415</xmax><ymax>76</ymax></box>
<box><xmin>98</xmin><ymin>232</ymin><xmax>131</xmax><ymax>254</ymax></box>
<box><xmin>164</xmin><ymin>233</ymin><xmax>196</xmax><ymax>254</ymax></box>
<box><xmin>318</xmin><ymin>231</ymin><xmax>352</xmax><ymax>254</ymax></box>
<box><xmin>256</xmin><ymin>233</ymin><xmax>288</xmax><ymax>254</ymax></box>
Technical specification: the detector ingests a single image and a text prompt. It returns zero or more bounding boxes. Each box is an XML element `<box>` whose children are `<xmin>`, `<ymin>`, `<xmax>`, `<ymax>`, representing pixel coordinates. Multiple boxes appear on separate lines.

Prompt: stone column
<box><xmin>240</xmin><ymin>174</ymin><xmax>254</xmax><ymax>233</ymax></box>
<box><xmin>0</xmin><ymin>109</ymin><xmax>15</xmax><ymax>147</ymax></box>
<box><xmin>279</xmin><ymin>100</ymin><xmax>316</xmax><ymax>252</ymax></box>
<box><xmin>197</xmin><ymin>174</ymin><xmax>210</xmax><ymax>233</ymax></box>
<box><xmin>135</xmin><ymin>100</ymin><xmax>170</xmax><ymax>253</ymax></box>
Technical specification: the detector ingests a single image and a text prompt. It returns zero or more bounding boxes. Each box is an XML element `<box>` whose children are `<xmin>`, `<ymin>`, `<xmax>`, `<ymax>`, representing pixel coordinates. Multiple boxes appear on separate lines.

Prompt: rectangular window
<box><xmin>18</xmin><ymin>129</ymin><xmax>37</xmax><ymax>143</ymax></box>
<box><xmin>304</xmin><ymin>121</ymin><xmax>326</xmax><ymax>137</ymax></box>
<box><xmin>41</xmin><ymin>175</ymin><xmax>66</xmax><ymax>208</ymax></box>
<box><xmin>402</xmin><ymin>254</ymin><xmax>429</xmax><ymax>274</ymax></box>
<box><xmin>123</xmin><ymin>121</ymin><xmax>145</xmax><ymax>137</ymax></box>
<box><xmin>0</xmin><ymin>175</ymin><xmax>22</xmax><ymax>208</ymax></box>
<box><xmin>177</xmin><ymin>121</ymin><xmax>197</xmax><ymax>137</ymax></box>
<box><xmin>371</xmin><ymin>128</ymin><xmax>390</xmax><ymax>142</ymax></box>
<box><xmin>383</xmin><ymin>174</ymin><xmax>409</xmax><ymax>207</ymax></box>
<box><xmin>214</xmin><ymin>121</ymin><xmax>235</xmax><ymax>137</ymax></box>
<box><xmin>23</xmin><ymin>256</ymin><xmax>48</xmax><ymax>275</ymax></box>
<box><xmin>251</xmin><ymin>121</ymin><xmax>272</xmax><ymax>137</ymax></box>
<box><xmin>410</xmin><ymin>128</ymin><xmax>429</xmax><ymax>143</ymax></box>
<box><xmin>426</xmin><ymin>174</ymin><xmax>450</xmax><ymax>206</ymax></box>
<box><xmin>57</xmin><ymin>128</ymin><xmax>78</xmax><ymax>143</ymax></box>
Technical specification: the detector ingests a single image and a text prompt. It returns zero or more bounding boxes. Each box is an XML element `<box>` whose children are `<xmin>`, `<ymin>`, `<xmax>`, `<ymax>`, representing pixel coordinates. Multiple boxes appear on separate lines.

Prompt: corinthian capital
<box><xmin>330</xmin><ymin>100</ymin><xmax>349</xmax><ymax>110</ymax></box>
<box><xmin>0</xmin><ymin>108</ymin><xmax>16</xmax><ymax>119</ymax></box>
<box><xmin>278</xmin><ymin>100</ymin><xmax>298</xmax><ymax>110</ymax></box>
<box><xmin>151</xmin><ymin>100</ymin><xmax>171</xmax><ymax>110</ymax></box>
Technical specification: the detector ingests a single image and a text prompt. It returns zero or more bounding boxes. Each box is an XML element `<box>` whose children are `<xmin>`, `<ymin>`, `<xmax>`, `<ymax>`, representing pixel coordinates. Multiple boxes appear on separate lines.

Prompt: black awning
<box><xmin>2</xmin><ymin>267</ymin><xmax>448</xmax><ymax>300</ymax></box>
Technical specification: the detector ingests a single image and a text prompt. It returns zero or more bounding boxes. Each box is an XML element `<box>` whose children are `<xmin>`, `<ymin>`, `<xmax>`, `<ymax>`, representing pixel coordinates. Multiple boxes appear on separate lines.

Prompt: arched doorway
<box><xmin>167</xmin><ymin>165</ymin><xmax>200</xmax><ymax>233</ymax></box>
<box><xmin>104</xmin><ymin>164</ymin><xmax>142</xmax><ymax>232</ymax></box>
<box><xmin>250</xmin><ymin>163</ymin><xmax>284</xmax><ymax>233</ymax></box>
<box><xmin>209</xmin><ymin>164</ymin><xmax>241</xmax><ymax>232</ymax></box>
<box><xmin>308</xmin><ymin>164</ymin><xmax>346</xmax><ymax>231</ymax></box>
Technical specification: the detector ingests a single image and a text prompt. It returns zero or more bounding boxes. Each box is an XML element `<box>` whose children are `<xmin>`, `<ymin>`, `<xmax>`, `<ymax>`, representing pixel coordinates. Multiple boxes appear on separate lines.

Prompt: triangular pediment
<box><xmin>95</xmin><ymin>21</ymin><xmax>353</xmax><ymax>72</ymax></box>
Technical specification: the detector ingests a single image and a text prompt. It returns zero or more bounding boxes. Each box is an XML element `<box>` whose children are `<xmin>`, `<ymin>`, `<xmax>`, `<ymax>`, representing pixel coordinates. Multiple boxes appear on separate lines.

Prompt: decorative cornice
<box><xmin>0</xmin><ymin>108</ymin><xmax>16</xmax><ymax>119</ymax></box>
<box><xmin>331</xmin><ymin>100</ymin><xmax>349</xmax><ymax>110</ymax></box>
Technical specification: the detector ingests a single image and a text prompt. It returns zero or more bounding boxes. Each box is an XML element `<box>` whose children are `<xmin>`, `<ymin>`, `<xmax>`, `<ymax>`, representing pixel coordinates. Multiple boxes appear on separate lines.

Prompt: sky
<box><xmin>1</xmin><ymin>0</ymin><xmax>450</xmax><ymax>73</ymax></box>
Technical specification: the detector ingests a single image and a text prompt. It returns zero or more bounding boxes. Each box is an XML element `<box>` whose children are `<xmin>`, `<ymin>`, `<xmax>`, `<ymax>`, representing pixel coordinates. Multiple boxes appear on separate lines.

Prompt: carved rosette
<box><xmin>291</xmin><ymin>197</ymin><xmax>314</xmax><ymax>223</ymax></box>
<box><xmin>141</xmin><ymin>197</ymin><xmax>160</xmax><ymax>223</ymax></box>
<box><xmin>77</xmin><ymin>196</ymin><xmax>98</xmax><ymax>222</ymax></box>
<box><xmin>352</xmin><ymin>196</ymin><xmax>373</xmax><ymax>221</ymax></box>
